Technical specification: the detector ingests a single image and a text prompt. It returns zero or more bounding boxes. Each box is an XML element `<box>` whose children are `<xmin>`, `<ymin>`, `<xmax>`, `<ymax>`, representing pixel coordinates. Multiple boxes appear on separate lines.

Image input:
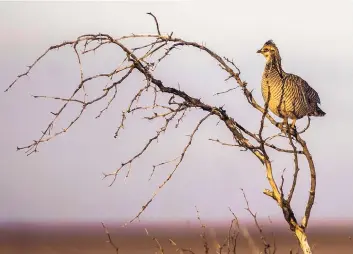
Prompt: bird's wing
<box><xmin>287</xmin><ymin>74</ymin><xmax>321</xmax><ymax>104</ymax></box>
<box><xmin>300</xmin><ymin>79</ymin><xmax>321</xmax><ymax>104</ymax></box>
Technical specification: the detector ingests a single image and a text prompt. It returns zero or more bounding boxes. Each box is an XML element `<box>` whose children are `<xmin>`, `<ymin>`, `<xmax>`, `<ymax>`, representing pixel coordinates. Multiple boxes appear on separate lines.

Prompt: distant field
<box><xmin>1</xmin><ymin>222</ymin><xmax>352</xmax><ymax>254</ymax></box>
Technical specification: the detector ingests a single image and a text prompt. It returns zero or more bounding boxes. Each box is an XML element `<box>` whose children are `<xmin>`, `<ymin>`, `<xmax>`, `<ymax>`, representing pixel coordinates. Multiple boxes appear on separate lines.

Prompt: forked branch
<box><xmin>6</xmin><ymin>13</ymin><xmax>317</xmax><ymax>254</ymax></box>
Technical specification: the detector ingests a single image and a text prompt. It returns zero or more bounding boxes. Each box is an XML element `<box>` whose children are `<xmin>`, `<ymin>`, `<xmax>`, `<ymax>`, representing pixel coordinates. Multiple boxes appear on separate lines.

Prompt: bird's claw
<box><xmin>278</xmin><ymin>122</ymin><xmax>297</xmax><ymax>136</ymax></box>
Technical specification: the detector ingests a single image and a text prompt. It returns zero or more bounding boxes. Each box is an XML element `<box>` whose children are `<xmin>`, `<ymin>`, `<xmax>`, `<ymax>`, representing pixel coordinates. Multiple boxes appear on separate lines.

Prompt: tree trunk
<box><xmin>295</xmin><ymin>227</ymin><xmax>312</xmax><ymax>254</ymax></box>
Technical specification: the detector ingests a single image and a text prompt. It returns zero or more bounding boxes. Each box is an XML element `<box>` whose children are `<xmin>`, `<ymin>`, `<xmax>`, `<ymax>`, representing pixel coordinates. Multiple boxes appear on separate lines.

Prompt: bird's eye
<box><xmin>262</xmin><ymin>48</ymin><xmax>269</xmax><ymax>52</ymax></box>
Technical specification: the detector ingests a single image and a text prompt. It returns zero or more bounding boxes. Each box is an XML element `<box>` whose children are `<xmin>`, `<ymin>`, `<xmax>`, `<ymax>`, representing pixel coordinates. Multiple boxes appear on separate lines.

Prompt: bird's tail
<box><xmin>309</xmin><ymin>105</ymin><xmax>326</xmax><ymax>117</ymax></box>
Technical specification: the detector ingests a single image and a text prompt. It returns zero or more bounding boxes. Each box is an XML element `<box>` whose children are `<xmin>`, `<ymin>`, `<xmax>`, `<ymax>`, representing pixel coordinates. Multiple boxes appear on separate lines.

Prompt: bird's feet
<box><xmin>289</xmin><ymin>124</ymin><xmax>297</xmax><ymax>136</ymax></box>
<box><xmin>278</xmin><ymin>121</ymin><xmax>297</xmax><ymax>136</ymax></box>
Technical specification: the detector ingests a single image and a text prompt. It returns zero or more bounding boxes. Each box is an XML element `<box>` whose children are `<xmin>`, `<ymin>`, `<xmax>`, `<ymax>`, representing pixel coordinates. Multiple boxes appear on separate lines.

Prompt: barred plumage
<box><xmin>257</xmin><ymin>40</ymin><xmax>325</xmax><ymax>126</ymax></box>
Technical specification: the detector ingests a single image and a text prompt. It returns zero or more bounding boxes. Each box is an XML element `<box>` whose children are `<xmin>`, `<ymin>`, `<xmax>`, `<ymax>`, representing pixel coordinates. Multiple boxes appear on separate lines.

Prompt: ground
<box><xmin>1</xmin><ymin>222</ymin><xmax>352</xmax><ymax>254</ymax></box>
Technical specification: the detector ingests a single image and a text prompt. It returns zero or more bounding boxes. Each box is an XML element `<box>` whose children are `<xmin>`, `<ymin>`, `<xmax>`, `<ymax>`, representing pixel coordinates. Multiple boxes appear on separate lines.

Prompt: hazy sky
<box><xmin>1</xmin><ymin>1</ymin><xmax>353</xmax><ymax>225</ymax></box>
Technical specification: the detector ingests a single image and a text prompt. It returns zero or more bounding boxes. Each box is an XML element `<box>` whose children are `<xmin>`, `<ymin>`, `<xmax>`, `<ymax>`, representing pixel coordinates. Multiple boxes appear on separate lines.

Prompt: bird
<box><xmin>257</xmin><ymin>40</ymin><xmax>325</xmax><ymax>129</ymax></box>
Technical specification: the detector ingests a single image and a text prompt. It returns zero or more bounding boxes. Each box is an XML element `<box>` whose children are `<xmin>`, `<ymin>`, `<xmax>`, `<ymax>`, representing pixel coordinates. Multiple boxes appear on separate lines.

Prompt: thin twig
<box><xmin>145</xmin><ymin>228</ymin><xmax>164</xmax><ymax>254</ymax></box>
<box><xmin>241</xmin><ymin>188</ymin><xmax>271</xmax><ymax>254</ymax></box>
<box><xmin>101</xmin><ymin>222</ymin><xmax>119</xmax><ymax>254</ymax></box>
<box><xmin>147</xmin><ymin>12</ymin><xmax>161</xmax><ymax>35</ymax></box>
<box><xmin>196</xmin><ymin>206</ymin><xmax>209</xmax><ymax>254</ymax></box>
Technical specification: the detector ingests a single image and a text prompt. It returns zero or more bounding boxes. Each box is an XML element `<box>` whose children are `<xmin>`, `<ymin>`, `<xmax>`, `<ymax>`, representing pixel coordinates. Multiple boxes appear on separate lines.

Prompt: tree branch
<box><xmin>6</xmin><ymin>13</ymin><xmax>318</xmax><ymax>254</ymax></box>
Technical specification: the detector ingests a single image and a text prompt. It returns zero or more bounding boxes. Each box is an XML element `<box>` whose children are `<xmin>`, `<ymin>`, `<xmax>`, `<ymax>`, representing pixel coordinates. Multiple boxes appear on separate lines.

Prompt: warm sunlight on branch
<box><xmin>6</xmin><ymin>12</ymin><xmax>318</xmax><ymax>254</ymax></box>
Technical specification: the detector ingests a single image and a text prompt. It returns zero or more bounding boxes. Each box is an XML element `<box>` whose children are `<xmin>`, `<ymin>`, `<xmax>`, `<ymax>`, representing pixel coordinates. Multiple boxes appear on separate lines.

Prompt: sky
<box><xmin>1</xmin><ymin>0</ymin><xmax>353</xmax><ymax>225</ymax></box>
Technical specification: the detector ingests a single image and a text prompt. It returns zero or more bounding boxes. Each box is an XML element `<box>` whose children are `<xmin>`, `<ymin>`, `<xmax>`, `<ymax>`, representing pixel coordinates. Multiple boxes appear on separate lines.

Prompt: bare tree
<box><xmin>5</xmin><ymin>13</ymin><xmax>318</xmax><ymax>254</ymax></box>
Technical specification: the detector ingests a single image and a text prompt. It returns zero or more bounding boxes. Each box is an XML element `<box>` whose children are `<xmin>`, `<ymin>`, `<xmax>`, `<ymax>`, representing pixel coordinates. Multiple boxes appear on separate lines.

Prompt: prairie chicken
<box><xmin>257</xmin><ymin>40</ymin><xmax>325</xmax><ymax>128</ymax></box>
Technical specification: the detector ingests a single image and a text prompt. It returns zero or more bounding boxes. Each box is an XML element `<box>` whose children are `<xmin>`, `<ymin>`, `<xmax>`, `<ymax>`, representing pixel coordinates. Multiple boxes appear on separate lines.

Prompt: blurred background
<box><xmin>1</xmin><ymin>0</ymin><xmax>353</xmax><ymax>253</ymax></box>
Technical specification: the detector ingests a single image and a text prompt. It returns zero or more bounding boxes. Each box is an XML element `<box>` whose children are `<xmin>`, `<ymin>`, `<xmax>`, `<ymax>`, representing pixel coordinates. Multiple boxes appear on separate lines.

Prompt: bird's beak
<box><xmin>257</xmin><ymin>49</ymin><xmax>262</xmax><ymax>54</ymax></box>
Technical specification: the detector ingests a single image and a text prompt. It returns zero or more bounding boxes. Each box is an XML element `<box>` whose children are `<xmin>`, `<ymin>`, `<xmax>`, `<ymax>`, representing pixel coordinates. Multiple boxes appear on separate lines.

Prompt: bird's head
<box><xmin>257</xmin><ymin>40</ymin><xmax>279</xmax><ymax>62</ymax></box>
